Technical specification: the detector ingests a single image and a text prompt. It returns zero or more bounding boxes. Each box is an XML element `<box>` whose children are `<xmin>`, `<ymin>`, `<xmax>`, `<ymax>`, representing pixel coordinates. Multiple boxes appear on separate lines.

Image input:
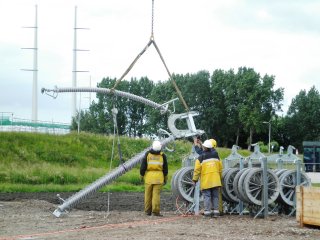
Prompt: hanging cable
<box><xmin>111</xmin><ymin>96</ymin><xmax>123</xmax><ymax>164</ymax></box>
<box><xmin>106</xmin><ymin>95</ymin><xmax>123</xmax><ymax>218</ymax></box>
<box><xmin>107</xmin><ymin>106</ymin><xmax>116</xmax><ymax>218</ymax></box>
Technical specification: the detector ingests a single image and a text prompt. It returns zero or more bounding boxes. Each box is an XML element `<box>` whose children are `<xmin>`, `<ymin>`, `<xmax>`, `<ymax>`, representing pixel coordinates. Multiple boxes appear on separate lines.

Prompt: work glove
<box><xmin>192</xmin><ymin>180</ymin><xmax>197</xmax><ymax>187</ymax></box>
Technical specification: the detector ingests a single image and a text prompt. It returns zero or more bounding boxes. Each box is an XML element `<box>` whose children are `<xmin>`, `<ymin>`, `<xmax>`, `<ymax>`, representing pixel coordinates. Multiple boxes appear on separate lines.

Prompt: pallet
<box><xmin>296</xmin><ymin>186</ymin><xmax>320</xmax><ymax>227</ymax></box>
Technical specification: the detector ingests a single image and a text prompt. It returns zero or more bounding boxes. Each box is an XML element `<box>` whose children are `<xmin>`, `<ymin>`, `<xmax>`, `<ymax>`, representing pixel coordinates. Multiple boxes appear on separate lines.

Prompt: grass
<box><xmin>0</xmin><ymin>132</ymin><xmax>195</xmax><ymax>192</ymax></box>
<box><xmin>4</xmin><ymin>131</ymin><xmax>316</xmax><ymax>193</ymax></box>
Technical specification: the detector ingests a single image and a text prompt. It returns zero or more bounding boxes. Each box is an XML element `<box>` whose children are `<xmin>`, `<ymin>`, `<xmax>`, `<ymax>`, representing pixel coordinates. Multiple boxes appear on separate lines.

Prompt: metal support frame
<box><xmin>238</xmin><ymin>157</ymin><xmax>244</xmax><ymax>214</ymax></box>
<box><xmin>223</xmin><ymin>145</ymin><xmax>243</xmax><ymax>169</ymax></box>
<box><xmin>192</xmin><ymin>181</ymin><xmax>200</xmax><ymax>215</ymax></box>
<box><xmin>254</xmin><ymin>157</ymin><xmax>268</xmax><ymax>219</ymax></box>
<box><xmin>167</xmin><ymin>111</ymin><xmax>204</xmax><ymax>138</ymax></box>
<box><xmin>288</xmin><ymin>159</ymin><xmax>302</xmax><ymax>216</ymax></box>
<box><xmin>276</xmin><ymin>158</ymin><xmax>283</xmax><ymax>169</ymax></box>
<box><xmin>247</xmin><ymin>144</ymin><xmax>266</xmax><ymax>168</ymax></box>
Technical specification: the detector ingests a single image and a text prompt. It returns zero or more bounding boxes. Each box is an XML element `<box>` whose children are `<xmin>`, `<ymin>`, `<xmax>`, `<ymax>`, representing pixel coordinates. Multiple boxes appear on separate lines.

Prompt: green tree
<box><xmin>174</xmin><ymin>71</ymin><xmax>212</xmax><ymax>133</ymax></box>
<box><xmin>209</xmin><ymin>67</ymin><xmax>283</xmax><ymax>149</ymax></box>
<box><xmin>127</xmin><ymin>77</ymin><xmax>154</xmax><ymax>137</ymax></box>
<box><xmin>147</xmin><ymin>80</ymin><xmax>174</xmax><ymax>134</ymax></box>
<box><xmin>285</xmin><ymin>86</ymin><xmax>320</xmax><ymax>150</ymax></box>
<box><xmin>210</xmin><ymin>69</ymin><xmax>239</xmax><ymax>146</ymax></box>
<box><xmin>235</xmin><ymin>67</ymin><xmax>283</xmax><ymax>149</ymax></box>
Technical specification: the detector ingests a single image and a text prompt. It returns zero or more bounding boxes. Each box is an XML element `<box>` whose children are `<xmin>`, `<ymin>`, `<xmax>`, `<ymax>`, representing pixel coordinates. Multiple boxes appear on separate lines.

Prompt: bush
<box><xmin>270</xmin><ymin>141</ymin><xmax>280</xmax><ymax>152</ymax></box>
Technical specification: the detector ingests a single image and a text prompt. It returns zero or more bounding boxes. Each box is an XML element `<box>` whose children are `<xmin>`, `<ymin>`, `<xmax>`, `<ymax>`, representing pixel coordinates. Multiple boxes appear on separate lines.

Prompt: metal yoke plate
<box><xmin>168</xmin><ymin>111</ymin><xmax>204</xmax><ymax>138</ymax></box>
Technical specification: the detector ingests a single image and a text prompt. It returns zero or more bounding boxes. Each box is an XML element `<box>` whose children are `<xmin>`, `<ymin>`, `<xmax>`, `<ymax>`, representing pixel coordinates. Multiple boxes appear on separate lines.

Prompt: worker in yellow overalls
<box><xmin>140</xmin><ymin>140</ymin><xmax>168</xmax><ymax>216</ymax></box>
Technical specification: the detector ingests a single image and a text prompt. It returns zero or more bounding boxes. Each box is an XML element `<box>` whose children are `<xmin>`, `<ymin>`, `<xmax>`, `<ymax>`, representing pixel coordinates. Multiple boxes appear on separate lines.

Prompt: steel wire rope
<box><xmin>111</xmin><ymin>0</ymin><xmax>155</xmax><ymax>91</ymax></box>
<box><xmin>111</xmin><ymin>0</ymin><xmax>190</xmax><ymax>112</ymax></box>
<box><xmin>105</xmin><ymin>98</ymin><xmax>118</xmax><ymax>218</ymax></box>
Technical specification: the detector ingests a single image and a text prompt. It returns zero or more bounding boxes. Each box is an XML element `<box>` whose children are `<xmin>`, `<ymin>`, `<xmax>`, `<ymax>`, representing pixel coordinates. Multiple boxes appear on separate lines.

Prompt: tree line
<box><xmin>72</xmin><ymin>67</ymin><xmax>320</xmax><ymax>152</ymax></box>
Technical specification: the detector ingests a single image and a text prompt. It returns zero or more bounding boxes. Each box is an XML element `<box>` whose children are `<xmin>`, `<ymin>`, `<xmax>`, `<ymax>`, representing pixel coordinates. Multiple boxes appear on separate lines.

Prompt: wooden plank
<box><xmin>296</xmin><ymin>186</ymin><xmax>320</xmax><ymax>227</ymax></box>
<box><xmin>296</xmin><ymin>186</ymin><xmax>302</xmax><ymax>223</ymax></box>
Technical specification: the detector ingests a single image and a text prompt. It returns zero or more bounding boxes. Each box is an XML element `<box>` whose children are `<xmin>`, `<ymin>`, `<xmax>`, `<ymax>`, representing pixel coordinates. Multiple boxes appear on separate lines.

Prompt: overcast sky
<box><xmin>1</xmin><ymin>0</ymin><xmax>320</xmax><ymax>124</ymax></box>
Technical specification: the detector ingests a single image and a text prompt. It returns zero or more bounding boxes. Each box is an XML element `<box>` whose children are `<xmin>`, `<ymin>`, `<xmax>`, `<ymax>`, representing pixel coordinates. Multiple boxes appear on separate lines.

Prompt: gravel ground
<box><xmin>0</xmin><ymin>192</ymin><xmax>320</xmax><ymax>240</ymax></box>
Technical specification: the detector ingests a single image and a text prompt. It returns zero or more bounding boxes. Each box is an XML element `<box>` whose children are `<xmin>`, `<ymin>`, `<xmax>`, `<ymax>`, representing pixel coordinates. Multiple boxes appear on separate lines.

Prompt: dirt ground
<box><xmin>0</xmin><ymin>192</ymin><xmax>319</xmax><ymax>240</ymax></box>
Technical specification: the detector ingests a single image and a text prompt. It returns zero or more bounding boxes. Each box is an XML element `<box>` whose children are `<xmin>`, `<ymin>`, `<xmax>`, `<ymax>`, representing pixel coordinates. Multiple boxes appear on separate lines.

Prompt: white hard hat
<box><xmin>202</xmin><ymin>140</ymin><xmax>213</xmax><ymax>149</ymax></box>
<box><xmin>152</xmin><ymin>140</ymin><xmax>162</xmax><ymax>151</ymax></box>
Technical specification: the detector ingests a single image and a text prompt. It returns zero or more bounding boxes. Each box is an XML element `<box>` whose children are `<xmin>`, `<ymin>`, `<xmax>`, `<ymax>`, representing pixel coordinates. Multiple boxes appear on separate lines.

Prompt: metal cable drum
<box><xmin>223</xmin><ymin>168</ymin><xmax>240</xmax><ymax>203</ymax></box>
<box><xmin>278</xmin><ymin>170</ymin><xmax>311</xmax><ymax>206</ymax></box>
<box><xmin>243</xmin><ymin>168</ymin><xmax>280</xmax><ymax>206</ymax></box>
<box><xmin>221</xmin><ymin>168</ymin><xmax>232</xmax><ymax>201</ymax></box>
<box><xmin>171</xmin><ymin>168</ymin><xmax>186</xmax><ymax>197</ymax></box>
<box><xmin>274</xmin><ymin>169</ymin><xmax>287</xmax><ymax>177</ymax></box>
<box><xmin>232</xmin><ymin>168</ymin><xmax>249</xmax><ymax>201</ymax></box>
<box><xmin>237</xmin><ymin>168</ymin><xmax>253</xmax><ymax>203</ymax></box>
<box><xmin>175</xmin><ymin>167</ymin><xmax>202</xmax><ymax>203</ymax></box>
<box><xmin>272</xmin><ymin>168</ymin><xmax>288</xmax><ymax>204</ymax></box>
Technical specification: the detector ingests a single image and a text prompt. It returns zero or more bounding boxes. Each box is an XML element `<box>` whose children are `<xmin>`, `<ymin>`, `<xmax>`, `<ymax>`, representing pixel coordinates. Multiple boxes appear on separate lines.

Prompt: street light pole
<box><xmin>263</xmin><ymin>121</ymin><xmax>271</xmax><ymax>154</ymax></box>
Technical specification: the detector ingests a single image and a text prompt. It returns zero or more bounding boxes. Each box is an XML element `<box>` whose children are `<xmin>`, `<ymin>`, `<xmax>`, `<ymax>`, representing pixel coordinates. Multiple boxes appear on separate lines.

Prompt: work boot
<box><xmin>152</xmin><ymin>212</ymin><xmax>163</xmax><ymax>217</ymax></box>
<box><xmin>145</xmin><ymin>212</ymin><xmax>151</xmax><ymax>216</ymax></box>
<box><xmin>203</xmin><ymin>210</ymin><xmax>211</xmax><ymax>218</ymax></box>
<box><xmin>212</xmin><ymin>210</ymin><xmax>219</xmax><ymax>218</ymax></box>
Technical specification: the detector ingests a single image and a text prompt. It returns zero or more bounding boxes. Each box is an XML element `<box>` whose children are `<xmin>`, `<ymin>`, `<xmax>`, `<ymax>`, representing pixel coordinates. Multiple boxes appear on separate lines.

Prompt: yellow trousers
<box><xmin>144</xmin><ymin>183</ymin><xmax>162</xmax><ymax>214</ymax></box>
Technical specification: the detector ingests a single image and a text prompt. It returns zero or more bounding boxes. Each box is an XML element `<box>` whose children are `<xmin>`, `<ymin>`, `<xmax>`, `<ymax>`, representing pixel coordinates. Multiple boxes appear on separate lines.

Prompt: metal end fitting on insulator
<box><xmin>52</xmin><ymin>208</ymin><xmax>63</xmax><ymax>218</ymax></box>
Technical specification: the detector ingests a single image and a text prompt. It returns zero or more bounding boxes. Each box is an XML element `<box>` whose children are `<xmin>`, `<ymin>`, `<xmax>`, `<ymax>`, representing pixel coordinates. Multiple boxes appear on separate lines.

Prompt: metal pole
<box><xmin>71</xmin><ymin>6</ymin><xmax>90</xmax><ymax>120</ymax></box>
<box><xmin>296</xmin><ymin>160</ymin><xmax>301</xmax><ymax>186</ymax></box>
<box><xmin>193</xmin><ymin>181</ymin><xmax>200</xmax><ymax>215</ymax></box>
<box><xmin>254</xmin><ymin>157</ymin><xmax>268</xmax><ymax>219</ymax></box>
<box><xmin>32</xmin><ymin>5</ymin><xmax>38</xmax><ymax>122</ymax></box>
<box><xmin>77</xmin><ymin>92</ymin><xmax>81</xmax><ymax>134</ymax></box>
<box><xmin>276</xmin><ymin>158</ymin><xmax>283</xmax><ymax>170</ymax></box>
<box><xmin>268</xmin><ymin>123</ymin><xmax>271</xmax><ymax>154</ymax></box>
<box><xmin>21</xmin><ymin>5</ymin><xmax>38</xmax><ymax>123</ymax></box>
<box><xmin>72</xmin><ymin>6</ymin><xmax>78</xmax><ymax>118</ymax></box>
<box><xmin>262</xmin><ymin>157</ymin><xmax>268</xmax><ymax>218</ymax></box>
<box><xmin>263</xmin><ymin>121</ymin><xmax>271</xmax><ymax>154</ymax></box>
<box><xmin>239</xmin><ymin>157</ymin><xmax>244</xmax><ymax>214</ymax></box>
<box><xmin>292</xmin><ymin>159</ymin><xmax>301</xmax><ymax>214</ymax></box>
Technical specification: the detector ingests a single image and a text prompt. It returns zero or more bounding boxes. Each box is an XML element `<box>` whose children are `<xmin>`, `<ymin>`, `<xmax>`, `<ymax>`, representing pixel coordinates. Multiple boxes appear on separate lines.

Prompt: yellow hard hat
<box><xmin>210</xmin><ymin>139</ymin><xmax>217</xmax><ymax>148</ymax></box>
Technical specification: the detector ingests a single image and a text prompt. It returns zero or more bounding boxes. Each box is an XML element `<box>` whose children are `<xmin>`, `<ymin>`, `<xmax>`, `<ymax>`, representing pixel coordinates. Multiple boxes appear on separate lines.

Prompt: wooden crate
<box><xmin>296</xmin><ymin>186</ymin><xmax>320</xmax><ymax>227</ymax></box>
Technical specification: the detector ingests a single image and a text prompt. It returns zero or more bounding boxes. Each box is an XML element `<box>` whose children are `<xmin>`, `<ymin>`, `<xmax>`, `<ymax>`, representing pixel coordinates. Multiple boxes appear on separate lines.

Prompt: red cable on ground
<box><xmin>0</xmin><ymin>215</ymin><xmax>189</xmax><ymax>240</ymax></box>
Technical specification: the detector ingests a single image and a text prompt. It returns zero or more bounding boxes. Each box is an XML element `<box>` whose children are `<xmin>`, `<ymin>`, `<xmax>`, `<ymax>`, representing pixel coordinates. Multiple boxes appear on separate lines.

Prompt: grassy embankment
<box><xmin>2</xmin><ymin>132</ymin><xmax>318</xmax><ymax>192</ymax></box>
<box><xmin>0</xmin><ymin>132</ymin><xmax>253</xmax><ymax>192</ymax></box>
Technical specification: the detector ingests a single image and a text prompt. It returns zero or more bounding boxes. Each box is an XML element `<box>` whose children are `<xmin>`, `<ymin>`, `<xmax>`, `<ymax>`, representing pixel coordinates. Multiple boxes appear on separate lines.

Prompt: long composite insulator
<box><xmin>53</xmin><ymin>136</ymin><xmax>175</xmax><ymax>217</ymax></box>
<box><xmin>42</xmin><ymin>87</ymin><xmax>168</xmax><ymax>113</ymax></box>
